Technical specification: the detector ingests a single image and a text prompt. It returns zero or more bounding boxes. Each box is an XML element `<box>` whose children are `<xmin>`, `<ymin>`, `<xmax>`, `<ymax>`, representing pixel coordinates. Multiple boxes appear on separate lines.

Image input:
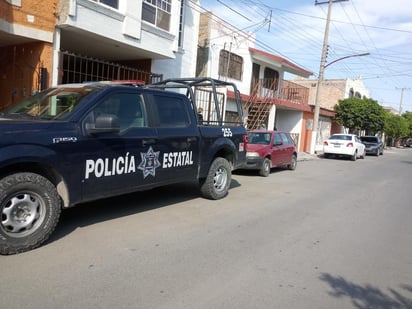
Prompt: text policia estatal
<box><xmin>84</xmin><ymin>150</ymin><xmax>194</xmax><ymax>179</ymax></box>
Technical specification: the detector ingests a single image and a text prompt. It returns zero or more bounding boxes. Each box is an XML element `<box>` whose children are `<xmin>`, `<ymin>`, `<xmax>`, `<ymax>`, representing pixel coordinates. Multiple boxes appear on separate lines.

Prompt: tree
<box><xmin>334</xmin><ymin>98</ymin><xmax>385</xmax><ymax>134</ymax></box>
<box><xmin>402</xmin><ymin>111</ymin><xmax>412</xmax><ymax>137</ymax></box>
<box><xmin>384</xmin><ymin>112</ymin><xmax>409</xmax><ymax>139</ymax></box>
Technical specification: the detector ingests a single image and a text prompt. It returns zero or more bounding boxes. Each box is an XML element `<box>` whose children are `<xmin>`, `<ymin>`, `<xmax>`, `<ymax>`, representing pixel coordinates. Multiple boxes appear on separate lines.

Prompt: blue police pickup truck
<box><xmin>0</xmin><ymin>78</ymin><xmax>247</xmax><ymax>255</ymax></box>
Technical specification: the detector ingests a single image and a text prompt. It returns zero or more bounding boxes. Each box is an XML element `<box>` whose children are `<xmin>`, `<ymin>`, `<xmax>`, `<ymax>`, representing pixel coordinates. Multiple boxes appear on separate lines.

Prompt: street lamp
<box><xmin>324</xmin><ymin>53</ymin><xmax>370</xmax><ymax>69</ymax></box>
<box><xmin>309</xmin><ymin>51</ymin><xmax>370</xmax><ymax>154</ymax></box>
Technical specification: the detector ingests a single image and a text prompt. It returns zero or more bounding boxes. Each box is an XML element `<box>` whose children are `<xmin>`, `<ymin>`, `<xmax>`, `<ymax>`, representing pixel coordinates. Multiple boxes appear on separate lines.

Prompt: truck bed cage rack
<box><xmin>148</xmin><ymin>77</ymin><xmax>244</xmax><ymax>127</ymax></box>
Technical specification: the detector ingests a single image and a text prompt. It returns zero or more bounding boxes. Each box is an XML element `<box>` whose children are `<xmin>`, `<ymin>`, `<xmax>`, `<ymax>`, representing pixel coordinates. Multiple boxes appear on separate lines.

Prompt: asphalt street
<box><xmin>1</xmin><ymin>148</ymin><xmax>411</xmax><ymax>309</ymax></box>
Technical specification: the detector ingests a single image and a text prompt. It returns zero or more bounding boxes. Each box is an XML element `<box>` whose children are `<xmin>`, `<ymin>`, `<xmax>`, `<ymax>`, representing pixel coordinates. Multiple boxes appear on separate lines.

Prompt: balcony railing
<box><xmin>250</xmin><ymin>78</ymin><xmax>309</xmax><ymax>105</ymax></box>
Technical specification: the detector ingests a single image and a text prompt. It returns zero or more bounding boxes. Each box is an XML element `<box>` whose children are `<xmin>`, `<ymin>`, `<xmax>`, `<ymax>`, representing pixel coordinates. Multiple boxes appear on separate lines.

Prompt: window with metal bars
<box><xmin>218</xmin><ymin>50</ymin><xmax>243</xmax><ymax>81</ymax></box>
<box><xmin>142</xmin><ymin>0</ymin><xmax>171</xmax><ymax>31</ymax></box>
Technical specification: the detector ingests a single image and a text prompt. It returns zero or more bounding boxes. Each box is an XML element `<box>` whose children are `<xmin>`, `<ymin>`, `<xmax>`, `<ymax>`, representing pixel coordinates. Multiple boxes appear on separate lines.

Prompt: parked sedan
<box><xmin>243</xmin><ymin>130</ymin><xmax>297</xmax><ymax>177</ymax></box>
<box><xmin>323</xmin><ymin>134</ymin><xmax>366</xmax><ymax>161</ymax></box>
<box><xmin>360</xmin><ymin>136</ymin><xmax>384</xmax><ymax>156</ymax></box>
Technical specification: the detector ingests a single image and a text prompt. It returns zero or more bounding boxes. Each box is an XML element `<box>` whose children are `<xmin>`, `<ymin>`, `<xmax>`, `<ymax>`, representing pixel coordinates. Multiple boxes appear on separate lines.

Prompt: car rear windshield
<box><xmin>360</xmin><ymin>137</ymin><xmax>378</xmax><ymax>143</ymax></box>
<box><xmin>248</xmin><ymin>132</ymin><xmax>272</xmax><ymax>145</ymax></box>
<box><xmin>330</xmin><ymin>135</ymin><xmax>352</xmax><ymax>141</ymax></box>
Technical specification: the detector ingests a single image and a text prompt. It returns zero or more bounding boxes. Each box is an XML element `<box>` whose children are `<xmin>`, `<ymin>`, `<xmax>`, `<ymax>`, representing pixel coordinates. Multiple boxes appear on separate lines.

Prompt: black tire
<box><xmin>351</xmin><ymin>151</ymin><xmax>357</xmax><ymax>161</ymax></box>
<box><xmin>287</xmin><ymin>154</ymin><xmax>297</xmax><ymax>170</ymax></box>
<box><xmin>200</xmin><ymin>157</ymin><xmax>231</xmax><ymax>200</ymax></box>
<box><xmin>323</xmin><ymin>153</ymin><xmax>329</xmax><ymax>159</ymax></box>
<box><xmin>0</xmin><ymin>173</ymin><xmax>61</xmax><ymax>255</ymax></box>
<box><xmin>361</xmin><ymin>149</ymin><xmax>366</xmax><ymax>159</ymax></box>
<box><xmin>259</xmin><ymin>158</ymin><xmax>271</xmax><ymax>177</ymax></box>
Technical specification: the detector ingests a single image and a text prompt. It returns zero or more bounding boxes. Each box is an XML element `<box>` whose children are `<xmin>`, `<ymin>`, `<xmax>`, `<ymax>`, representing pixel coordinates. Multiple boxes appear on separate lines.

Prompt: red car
<box><xmin>243</xmin><ymin>130</ymin><xmax>298</xmax><ymax>177</ymax></box>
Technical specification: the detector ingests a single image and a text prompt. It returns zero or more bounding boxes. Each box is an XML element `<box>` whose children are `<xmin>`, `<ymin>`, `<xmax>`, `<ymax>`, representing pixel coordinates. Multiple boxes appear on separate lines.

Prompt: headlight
<box><xmin>246</xmin><ymin>152</ymin><xmax>260</xmax><ymax>157</ymax></box>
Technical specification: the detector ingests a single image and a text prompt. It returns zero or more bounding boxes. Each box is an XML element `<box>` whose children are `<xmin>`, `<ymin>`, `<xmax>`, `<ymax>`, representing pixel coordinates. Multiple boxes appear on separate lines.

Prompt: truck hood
<box><xmin>0</xmin><ymin>118</ymin><xmax>63</xmax><ymax>135</ymax></box>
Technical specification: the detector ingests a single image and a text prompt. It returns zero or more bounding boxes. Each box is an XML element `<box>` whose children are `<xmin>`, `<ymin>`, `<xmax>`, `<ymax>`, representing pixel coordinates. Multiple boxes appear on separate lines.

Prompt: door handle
<box><xmin>142</xmin><ymin>139</ymin><xmax>156</xmax><ymax>146</ymax></box>
<box><xmin>187</xmin><ymin>137</ymin><xmax>197</xmax><ymax>143</ymax></box>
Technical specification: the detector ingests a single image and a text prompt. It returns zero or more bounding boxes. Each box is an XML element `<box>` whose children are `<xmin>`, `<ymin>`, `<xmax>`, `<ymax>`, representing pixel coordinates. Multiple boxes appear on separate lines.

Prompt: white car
<box><xmin>323</xmin><ymin>134</ymin><xmax>366</xmax><ymax>161</ymax></box>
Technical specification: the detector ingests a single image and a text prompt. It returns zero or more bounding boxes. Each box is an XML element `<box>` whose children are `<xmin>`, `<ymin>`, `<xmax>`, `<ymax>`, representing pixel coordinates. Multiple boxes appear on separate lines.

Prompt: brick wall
<box><xmin>0</xmin><ymin>0</ymin><xmax>56</xmax><ymax>109</ymax></box>
<box><xmin>0</xmin><ymin>0</ymin><xmax>56</xmax><ymax>32</ymax></box>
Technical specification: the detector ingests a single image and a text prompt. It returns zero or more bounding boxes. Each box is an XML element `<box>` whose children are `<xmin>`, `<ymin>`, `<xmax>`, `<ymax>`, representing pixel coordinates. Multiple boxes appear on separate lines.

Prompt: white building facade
<box><xmin>53</xmin><ymin>0</ymin><xmax>200</xmax><ymax>84</ymax></box>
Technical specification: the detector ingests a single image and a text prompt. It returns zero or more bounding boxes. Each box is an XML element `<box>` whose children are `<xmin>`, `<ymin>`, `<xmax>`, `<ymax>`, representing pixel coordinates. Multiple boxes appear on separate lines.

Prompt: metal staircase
<box><xmin>244</xmin><ymin>80</ymin><xmax>277</xmax><ymax>130</ymax></box>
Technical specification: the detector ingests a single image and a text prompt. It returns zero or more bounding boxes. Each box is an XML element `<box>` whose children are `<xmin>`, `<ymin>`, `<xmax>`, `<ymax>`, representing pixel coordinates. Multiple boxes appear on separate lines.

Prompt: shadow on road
<box><xmin>47</xmin><ymin>178</ymin><xmax>241</xmax><ymax>245</ymax></box>
<box><xmin>320</xmin><ymin>273</ymin><xmax>412</xmax><ymax>308</ymax></box>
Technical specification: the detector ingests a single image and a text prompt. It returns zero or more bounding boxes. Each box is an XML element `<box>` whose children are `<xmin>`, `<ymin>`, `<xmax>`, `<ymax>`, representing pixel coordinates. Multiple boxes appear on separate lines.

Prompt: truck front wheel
<box><xmin>200</xmin><ymin>157</ymin><xmax>231</xmax><ymax>200</ymax></box>
<box><xmin>0</xmin><ymin>173</ymin><xmax>61</xmax><ymax>255</ymax></box>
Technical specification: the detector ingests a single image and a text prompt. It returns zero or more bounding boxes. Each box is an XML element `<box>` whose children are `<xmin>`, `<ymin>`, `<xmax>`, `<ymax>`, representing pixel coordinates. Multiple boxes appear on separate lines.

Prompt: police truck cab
<box><xmin>0</xmin><ymin>78</ymin><xmax>247</xmax><ymax>255</ymax></box>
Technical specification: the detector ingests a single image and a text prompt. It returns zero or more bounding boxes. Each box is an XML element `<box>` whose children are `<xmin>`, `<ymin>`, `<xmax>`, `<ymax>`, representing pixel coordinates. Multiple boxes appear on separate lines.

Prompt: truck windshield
<box><xmin>2</xmin><ymin>85</ymin><xmax>97</xmax><ymax>120</ymax></box>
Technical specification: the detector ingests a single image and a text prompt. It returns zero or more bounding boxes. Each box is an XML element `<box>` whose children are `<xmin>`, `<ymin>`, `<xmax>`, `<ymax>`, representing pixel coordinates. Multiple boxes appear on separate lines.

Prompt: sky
<box><xmin>195</xmin><ymin>0</ymin><xmax>412</xmax><ymax>112</ymax></box>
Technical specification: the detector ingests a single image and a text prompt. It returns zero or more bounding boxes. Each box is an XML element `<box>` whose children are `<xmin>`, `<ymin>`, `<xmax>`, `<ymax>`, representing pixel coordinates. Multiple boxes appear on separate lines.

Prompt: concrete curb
<box><xmin>297</xmin><ymin>152</ymin><xmax>320</xmax><ymax>161</ymax></box>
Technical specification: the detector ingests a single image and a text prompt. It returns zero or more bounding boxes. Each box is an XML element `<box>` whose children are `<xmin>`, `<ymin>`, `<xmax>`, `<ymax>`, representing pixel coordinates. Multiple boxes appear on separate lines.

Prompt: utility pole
<box><xmin>396</xmin><ymin>87</ymin><xmax>410</xmax><ymax>115</ymax></box>
<box><xmin>310</xmin><ymin>0</ymin><xmax>348</xmax><ymax>154</ymax></box>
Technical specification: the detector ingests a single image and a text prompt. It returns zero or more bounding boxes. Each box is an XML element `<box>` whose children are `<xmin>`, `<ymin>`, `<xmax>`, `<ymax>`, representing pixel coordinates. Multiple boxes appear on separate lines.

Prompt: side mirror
<box><xmin>86</xmin><ymin>114</ymin><xmax>120</xmax><ymax>135</ymax></box>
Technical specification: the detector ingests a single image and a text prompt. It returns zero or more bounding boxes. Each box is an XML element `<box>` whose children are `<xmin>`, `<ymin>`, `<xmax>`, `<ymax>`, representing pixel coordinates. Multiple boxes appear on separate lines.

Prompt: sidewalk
<box><xmin>297</xmin><ymin>152</ymin><xmax>321</xmax><ymax>161</ymax></box>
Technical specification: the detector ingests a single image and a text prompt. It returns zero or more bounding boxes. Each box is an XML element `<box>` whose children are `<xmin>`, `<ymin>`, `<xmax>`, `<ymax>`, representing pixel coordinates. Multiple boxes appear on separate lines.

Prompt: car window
<box><xmin>151</xmin><ymin>95</ymin><xmax>190</xmax><ymax>128</ymax></box>
<box><xmin>274</xmin><ymin>133</ymin><xmax>282</xmax><ymax>145</ymax></box>
<box><xmin>88</xmin><ymin>93</ymin><xmax>146</xmax><ymax>130</ymax></box>
<box><xmin>330</xmin><ymin>135</ymin><xmax>351</xmax><ymax>141</ymax></box>
<box><xmin>280</xmin><ymin>133</ymin><xmax>293</xmax><ymax>145</ymax></box>
<box><xmin>361</xmin><ymin>136</ymin><xmax>378</xmax><ymax>143</ymax></box>
<box><xmin>248</xmin><ymin>133</ymin><xmax>271</xmax><ymax>145</ymax></box>
<box><xmin>3</xmin><ymin>86</ymin><xmax>97</xmax><ymax>120</ymax></box>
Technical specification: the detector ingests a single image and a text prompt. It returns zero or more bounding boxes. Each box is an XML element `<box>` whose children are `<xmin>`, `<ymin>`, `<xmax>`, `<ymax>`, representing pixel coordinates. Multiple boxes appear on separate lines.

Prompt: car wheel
<box><xmin>323</xmin><ymin>153</ymin><xmax>329</xmax><ymax>159</ymax></box>
<box><xmin>0</xmin><ymin>173</ymin><xmax>61</xmax><ymax>255</ymax></box>
<box><xmin>287</xmin><ymin>154</ymin><xmax>297</xmax><ymax>171</ymax></box>
<box><xmin>200</xmin><ymin>157</ymin><xmax>231</xmax><ymax>200</ymax></box>
<box><xmin>351</xmin><ymin>151</ymin><xmax>357</xmax><ymax>161</ymax></box>
<box><xmin>259</xmin><ymin>158</ymin><xmax>271</xmax><ymax>177</ymax></box>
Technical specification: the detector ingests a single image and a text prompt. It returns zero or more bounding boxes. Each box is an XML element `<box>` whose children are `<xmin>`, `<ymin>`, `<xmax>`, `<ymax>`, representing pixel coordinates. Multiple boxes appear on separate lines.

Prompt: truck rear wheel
<box><xmin>0</xmin><ymin>173</ymin><xmax>61</xmax><ymax>255</ymax></box>
<box><xmin>200</xmin><ymin>157</ymin><xmax>231</xmax><ymax>200</ymax></box>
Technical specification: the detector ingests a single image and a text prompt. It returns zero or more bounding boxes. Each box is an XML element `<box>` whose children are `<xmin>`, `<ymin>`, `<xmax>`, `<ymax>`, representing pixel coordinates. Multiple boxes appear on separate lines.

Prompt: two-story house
<box><xmin>292</xmin><ymin>76</ymin><xmax>370</xmax><ymax>149</ymax></box>
<box><xmin>0</xmin><ymin>0</ymin><xmax>200</xmax><ymax>109</ymax></box>
<box><xmin>54</xmin><ymin>0</ymin><xmax>199</xmax><ymax>85</ymax></box>
<box><xmin>196</xmin><ymin>12</ymin><xmax>317</xmax><ymax>152</ymax></box>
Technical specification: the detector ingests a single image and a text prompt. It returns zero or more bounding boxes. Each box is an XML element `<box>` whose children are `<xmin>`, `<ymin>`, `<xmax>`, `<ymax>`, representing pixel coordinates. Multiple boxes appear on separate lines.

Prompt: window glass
<box><xmin>142</xmin><ymin>3</ymin><xmax>156</xmax><ymax>24</ymax></box>
<box><xmin>91</xmin><ymin>93</ymin><xmax>146</xmax><ymax>130</ymax></box>
<box><xmin>93</xmin><ymin>0</ymin><xmax>118</xmax><ymax>9</ymax></box>
<box><xmin>280</xmin><ymin>133</ymin><xmax>291</xmax><ymax>144</ymax></box>
<box><xmin>248</xmin><ymin>133</ymin><xmax>270</xmax><ymax>145</ymax></box>
<box><xmin>263</xmin><ymin>68</ymin><xmax>279</xmax><ymax>90</ymax></box>
<box><xmin>274</xmin><ymin>133</ymin><xmax>282</xmax><ymax>145</ymax></box>
<box><xmin>3</xmin><ymin>86</ymin><xmax>96</xmax><ymax>120</ymax></box>
<box><xmin>142</xmin><ymin>0</ymin><xmax>171</xmax><ymax>31</ymax></box>
<box><xmin>218</xmin><ymin>50</ymin><xmax>243</xmax><ymax>81</ymax></box>
<box><xmin>152</xmin><ymin>95</ymin><xmax>189</xmax><ymax>128</ymax></box>
<box><xmin>330</xmin><ymin>135</ymin><xmax>351</xmax><ymax>141</ymax></box>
